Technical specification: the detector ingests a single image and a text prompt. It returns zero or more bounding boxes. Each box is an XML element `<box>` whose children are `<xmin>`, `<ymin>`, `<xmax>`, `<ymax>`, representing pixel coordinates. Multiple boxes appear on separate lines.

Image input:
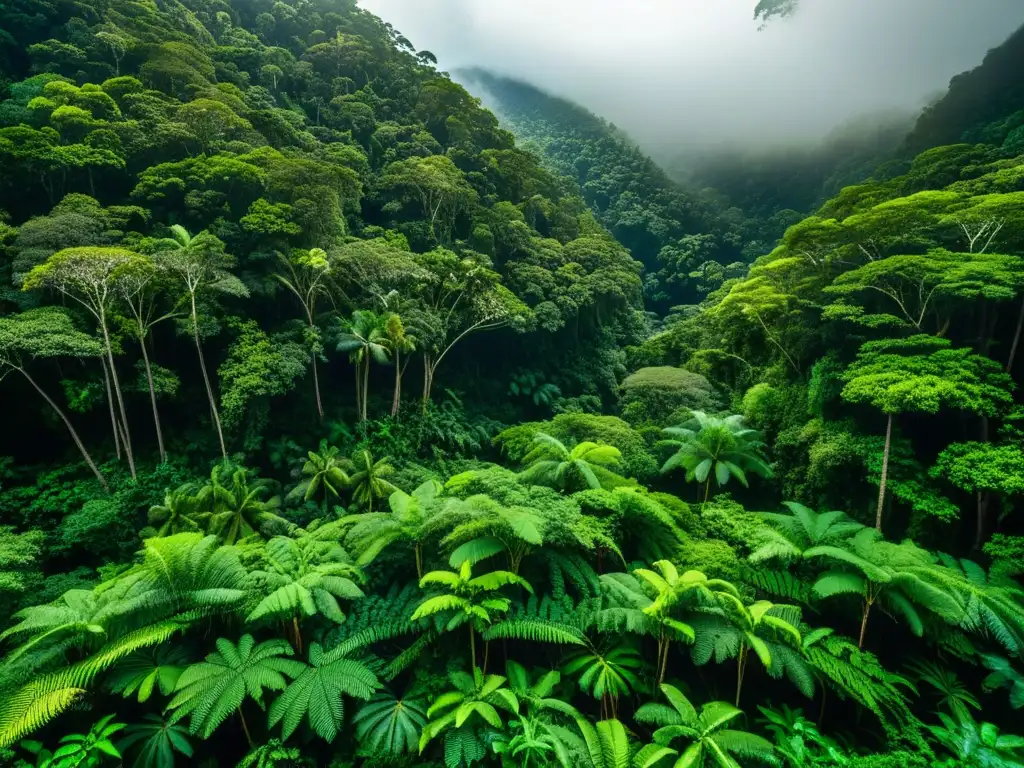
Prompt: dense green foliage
<box><xmin>2</xmin><ymin>1</ymin><xmax>1024</xmax><ymax>767</ymax></box>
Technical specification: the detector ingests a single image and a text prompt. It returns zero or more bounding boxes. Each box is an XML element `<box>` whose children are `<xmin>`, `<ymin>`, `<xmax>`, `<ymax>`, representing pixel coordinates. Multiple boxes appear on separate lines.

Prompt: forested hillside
<box><xmin>2</xmin><ymin>2</ymin><xmax>1024</xmax><ymax>768</ymax></box>
<box><xmin>461</xmin><ymin>70</ymin><xmax>755</xmax><ymax>313</ymax></box>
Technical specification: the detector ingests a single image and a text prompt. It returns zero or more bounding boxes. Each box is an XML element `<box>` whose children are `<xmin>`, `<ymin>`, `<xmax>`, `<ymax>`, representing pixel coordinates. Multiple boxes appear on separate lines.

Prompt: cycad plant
<box><xmin>410</xmin><ymin>560</ymin><xmax>533</xmax><ymax>672</ymax></box>
<box><xmin>634</xmin><ymin>684</ymin><xmax>777</xmax><ymax>768</ymax></box>
<box><xmin>660</xmin><ymin>411</ymin><xmax>772</xmax><ymax>506</ymax></box>
<box><xmin>520</xmin><ymin>433</ymin><xmax>625</xmax><ymax>492</ymax></box>
<box><xmin>198</xmin><ymin>465</ymin><xmax>287</xmax><ymax>545</ymax></box>
<box><xmin>289</xmin><ymin>443</ymin><xmax>350</xmax><ymax>513</ymax></box>
<box><xmin>147</xmin><ymin>484</ymin><xmax>203</xmax><ymax>537</ymax></box>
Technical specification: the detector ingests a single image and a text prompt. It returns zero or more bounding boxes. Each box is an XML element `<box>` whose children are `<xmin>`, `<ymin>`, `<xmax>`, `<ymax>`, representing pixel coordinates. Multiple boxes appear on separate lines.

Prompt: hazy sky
<box><xmin>357</xmin><ymin>0</ymin><xmax>1024</xmax><ymax>157</ymax></box>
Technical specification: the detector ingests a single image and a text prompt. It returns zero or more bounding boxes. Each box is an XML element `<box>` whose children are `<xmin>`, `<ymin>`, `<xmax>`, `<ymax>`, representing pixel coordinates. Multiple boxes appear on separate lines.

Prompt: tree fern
<box><xmin>801</xmin><ymin>629</ymin><xmax>920</xmax><ymax>742</ymax></box>
<box><xmin>245</xmin><ymin>534</ymin><xmax>364</xmax><ymax>644</ymax></box>
<box><xmin>0</xmin><ymin>620</ymin><xmax>186</xmax><ymax>747</ymax></box>
<box><xmin>740</xmin><ymin>568</ymin><xmax>816</xmax><ymax>606</ymax></box>
<box><xmin>167</xmin><ymin>635</ymin><xmax>305</xmax><ymax>740</ymax></box>
<box><xmin>268</xmin><ymin>642</ymin><xmax>378</xmax><ymax>741</ymax></box>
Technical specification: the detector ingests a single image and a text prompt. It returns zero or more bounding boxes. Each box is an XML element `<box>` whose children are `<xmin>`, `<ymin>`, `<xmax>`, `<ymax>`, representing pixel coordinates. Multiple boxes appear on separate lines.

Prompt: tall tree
<box><xmin>155</xmin><ymin>226</ymin><xmax>248</xmax><ymax>460</ymax></box>
<box><xmin>274</xmin><ymin>247</ymin><xmax>332</xmax><ymax>420</ymax></box>
<box><xmin>24</xmin><ymin>246</ymin><xmax>149</xmax><ymax>478</ymax></box>
<box><xmin>336</xmin><ymin>310</ymin><xmax>390</xmax><ymax>422</ymax></box>
<box><xmin>0</xmin><ymin>308</ymin><xmax>107</xmax><ymax>489</ymax></box>
<box><xmin>842</xmin><ymin>335</ymin><xmax>1014</xmax><ymax>531</ymax></box>
<box><xmin>114</xmin><ymin>256</ymin><xmax>178</xmax><ymax>463</ymax></box>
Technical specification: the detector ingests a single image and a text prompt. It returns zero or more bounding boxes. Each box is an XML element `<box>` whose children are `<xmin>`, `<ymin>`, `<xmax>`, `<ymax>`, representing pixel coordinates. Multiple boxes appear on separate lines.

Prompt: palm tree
<box><xmin>167</xmin><ymin>635</ymin><xmax>304</xmax><ymax>746</ymax></box>
<box><xmin>274</xmin><ymin>248</ymin><xmax>332</xmax><ymax>420</ymax></box>
<box><xmin>340</xmin><ymin>480</ymin><xmax>442</xmax><ymax>577</ymax></box>
<box><xmin>345</xmin><ymin>450</ymin><xmax>399</xmax><ymax>513</ymax></box>
<box><xmin>288</xmin><ymin>442</ymin><xmax>350</xmax><ymax>513</ymax></box>
<box><xmin>561</xmin><ymin>641</ymin><xmax>643</xmax><ymax>720</ymax></box>
<box><xmin>410</xmin><ymin>560</ymin><xmax>532</xmax><ymax>672</ymax></box>
<box><xmin>155</xmin><ymin>226</ymin><xmax>247</xmax><ymax>460</ymax></box>
<box><xmin>384</xmin><ymin>312</ymin><xmax>416</xmax><ymax>418</ymax></box>
<box><xmin>199</xmin><ymin>465</ymin><xmax>287</xmax><ymax>545</ymax></box>
<box><xmin>749</xmin><ymin>502</ymin><xmax>866</xmax><ymax>565</ymax></box>
<box><xmin>660</xmin><ymin>411</ymin><xmax>772</xmax><ymax>506</ymax></box>
<box><xmin>634</xmin><ymin>684</ymin><xmax>777</xmax><ymax>768</ymax></box>
<box><xmin>337</xmin><ymin>309</ymin><xmax>391</xmax><ymax>421</ymax></box>
<box><xmin>147</xmin><ymin>484</ymin><xmax>203</xmax><ymax>536</ymax></box>
<box><xmin>245</xmin><ymin>535</ymin><xmax>365</xmax><ymax>653</ymax></box>
<box><xmin>691</xmin><ymin>597</ymin><xmax>806</xmax><ymax>706</ymax></box>
<box><xmin>520</xmin><ymin>433</ymin><xmax>625</xmax><ymax>492</ymax></box>
<box><xmin>805</xmin><ymin>528</ymin><xmax>964</xmax><ymax>649</ymax></box>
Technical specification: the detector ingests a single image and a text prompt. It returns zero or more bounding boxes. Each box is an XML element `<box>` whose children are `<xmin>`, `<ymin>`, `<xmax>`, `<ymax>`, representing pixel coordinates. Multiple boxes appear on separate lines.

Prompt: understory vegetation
<box><xmin>2</xmin><ymin>1</ymin><xmax>1024</xmax><ymax>767</ymax></box>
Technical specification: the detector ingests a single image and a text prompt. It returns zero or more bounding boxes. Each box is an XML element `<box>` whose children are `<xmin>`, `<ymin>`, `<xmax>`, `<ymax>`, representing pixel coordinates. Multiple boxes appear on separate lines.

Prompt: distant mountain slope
<box><xmin>906</xmin><ymin>23</ymin><xmax>1024</xmax><ymax>155</ymax></box>
<box><xmin>459</xmin><ymin>68</ymin><xmax>756</xmax><ymax>310</ymax></box>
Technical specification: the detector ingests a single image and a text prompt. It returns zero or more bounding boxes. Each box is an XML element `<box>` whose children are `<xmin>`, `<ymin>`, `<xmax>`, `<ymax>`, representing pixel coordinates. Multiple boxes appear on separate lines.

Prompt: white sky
<box><xmin>357</xmin><ymin>0</ymin><xmax>1024</xmax><ymax>156</ymax></box>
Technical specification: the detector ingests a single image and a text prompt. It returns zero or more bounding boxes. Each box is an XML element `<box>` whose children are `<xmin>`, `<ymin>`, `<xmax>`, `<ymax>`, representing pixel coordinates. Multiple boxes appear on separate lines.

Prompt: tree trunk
<box><xmin>858</xmin><ymin>600</ymin><xmax>872</xmax><ymax>650</ymax></box>
<box><xmin>469</xmin><ymin>624</ymin><xmax>477</xmax><ymax>673</ymax></box>
<box><xmin>20</xmin><ymin>369</ymin><xmax>108</xmax><ymax>491</ymax></box>
<box><xmin>101</xmin><ymin>315</ymin><xmax>135</xmax><ymax>479</ymax></box>
<box><xmin>974</xmin><ymin>490</ymin><xmax>990</xmax><ymax>554</ymax></box>
<box><xmin>191</xmin><ymin>295</ymin><xmax>227</xmax><ymax>460</ymax></box>
<box><xmin>102</xmin><ymin>358</ymin><xmax>121</xmax><ymax>459</ymax></box>
<box><xmin>735</xmin><ymin>646</ymin><xmax>747</xmax><ymax>707</ymax></box>
<box><xmin>311</xmin><ymin>350</ymin><xmax>323</xmax><ymax>421</ymax></box>
<box><xmin>875</xmin><ymin>414</ymin><xmax>893</xmax><ymax>532</ymax></box>
<box><xmin>422</xmin><ymin>354</ymin><xmax>434</xmax><ymax>411</ymax></box>
<box><xmin>237</xmin><ymin>706</ymin><xmax>254</xmax><ymax>749</ymax></box>
<box><xmin>292</xmin><ymin>615</ymin><xmax>303</xmax><ymax>655</ymax></box>
<box><xmin>362</xmin><ymin>355</ymin><xmax>370</xmax><ymax>422</ymax></box>
<box><xmin>139</xmin><ymin>336</ymin><xmax>166</xmax><ymax>463</ymax></box>
<box><xmin>354</xmin><ymin>361</ymin><xmax>363</xmax><ymax>421</ymax></box>
<box><xmin>1008</xmin><ymin>295</ymin><xmax>1024</xmax><ymax>373</ymax></box>
<box><xmin>391</xmin><ymin>351</ymin><xmax>401</xmax><ymax>418</ymax></box>
<box><xmin>414</xmin><ymin>544</ymin><xmax>423</xmax><ymax>580</ymax></box>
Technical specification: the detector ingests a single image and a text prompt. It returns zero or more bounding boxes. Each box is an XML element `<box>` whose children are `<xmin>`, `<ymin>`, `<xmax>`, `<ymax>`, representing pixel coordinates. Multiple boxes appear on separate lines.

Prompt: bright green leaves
<box><xmin>842</xmin><ymin>335</ymin><xmax>1014</xmax><ymax>417</ymax></box>
<box><xmin>519</xmin><ymin>432</ymin><xmax>626</xmax><ymax>493</ymax></box>
<box><xmin>268</xmin><ymin>643</ymin><xmax>379</xmax><ymax>742</ymax></box>
<box><xmin>352</xmin><ymin>691</ymin><xmax>428</xmax><ymax>758</ymax></box>
<box><xmin>167</xmin><ymin>635</ymin><xmax>304</xmax><ymax>739</ymax></box>
<box><xmin>660</xmin><ymin>411</ymin><xmax>773</xmax><ymax>500</ymax></box>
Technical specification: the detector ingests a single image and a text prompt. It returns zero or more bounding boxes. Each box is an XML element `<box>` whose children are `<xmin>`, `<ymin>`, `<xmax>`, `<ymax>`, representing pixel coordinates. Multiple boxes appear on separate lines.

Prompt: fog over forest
<box><xmin>358</xmin><ymin>0</ymin><xmax>1024</xmax><ymax>157</ymax></box>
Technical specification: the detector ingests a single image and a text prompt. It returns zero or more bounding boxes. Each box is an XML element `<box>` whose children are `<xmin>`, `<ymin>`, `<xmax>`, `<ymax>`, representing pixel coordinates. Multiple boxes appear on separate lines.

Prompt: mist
<box><xmin>357</xmin><ymin>0</ymin><xmax>1024</xmax><ymax>159</ymax></box>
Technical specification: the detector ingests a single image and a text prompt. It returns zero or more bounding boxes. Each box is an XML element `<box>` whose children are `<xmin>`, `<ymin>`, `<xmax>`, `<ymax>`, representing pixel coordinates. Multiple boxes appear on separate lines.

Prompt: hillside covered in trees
<box><xmin>2</xmin><ymin>1</ymin><xmax>1024</xmax><ymax>768</ymax></box>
